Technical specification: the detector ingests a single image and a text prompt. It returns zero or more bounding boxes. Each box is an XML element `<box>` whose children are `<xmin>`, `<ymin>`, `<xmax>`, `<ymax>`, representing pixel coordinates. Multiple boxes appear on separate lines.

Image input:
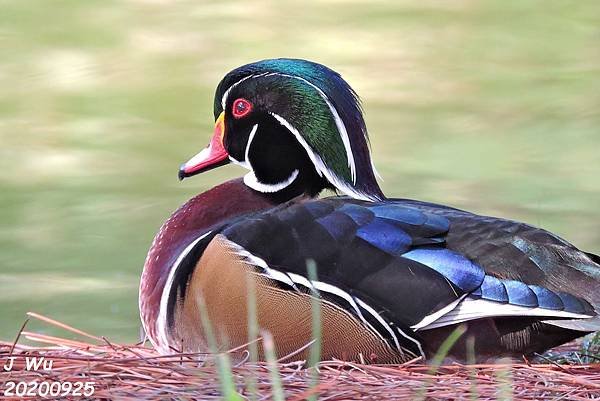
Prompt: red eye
<box><xmin>232</xmin><ymin>98</ymin><xmax>252</xmax><ymax>119</ymax></box>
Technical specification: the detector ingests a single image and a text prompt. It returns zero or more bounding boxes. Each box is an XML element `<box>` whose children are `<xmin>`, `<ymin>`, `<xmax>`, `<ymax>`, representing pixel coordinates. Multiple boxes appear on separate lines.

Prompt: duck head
<box><xmin>179</xmin><ymin>58</ymin><xmax>384</xmax><ymax>201</ymax></box>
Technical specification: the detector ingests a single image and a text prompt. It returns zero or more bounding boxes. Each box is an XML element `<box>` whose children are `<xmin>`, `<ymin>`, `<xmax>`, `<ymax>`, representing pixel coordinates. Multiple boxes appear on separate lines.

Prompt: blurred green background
<box><xmin>1</xmin><ymin>0</ymin><xmax>599</xmax><ymax>343</ymax></box>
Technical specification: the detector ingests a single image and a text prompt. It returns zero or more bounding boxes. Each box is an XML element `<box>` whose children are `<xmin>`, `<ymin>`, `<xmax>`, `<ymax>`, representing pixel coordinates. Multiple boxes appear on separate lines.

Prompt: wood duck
<box><xmin>139</xmin><ymin>58</ymin><xmax>600</xmax><ymax>363</ymax></box>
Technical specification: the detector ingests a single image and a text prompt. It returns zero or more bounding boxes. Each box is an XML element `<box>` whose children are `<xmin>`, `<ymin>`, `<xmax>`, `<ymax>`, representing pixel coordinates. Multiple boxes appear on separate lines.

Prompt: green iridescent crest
<box><xmin>215</xmin><ymin>58</ymin><xmax>383</xmax><ymax>201</ymax></box>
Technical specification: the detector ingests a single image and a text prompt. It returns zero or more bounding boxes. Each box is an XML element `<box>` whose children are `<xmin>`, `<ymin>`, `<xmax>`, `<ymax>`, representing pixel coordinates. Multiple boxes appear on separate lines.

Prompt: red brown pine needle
<box><xmin>0</xmin><ymin>312</ymin><xmax>598</xmax><ymax>400</ymax></box>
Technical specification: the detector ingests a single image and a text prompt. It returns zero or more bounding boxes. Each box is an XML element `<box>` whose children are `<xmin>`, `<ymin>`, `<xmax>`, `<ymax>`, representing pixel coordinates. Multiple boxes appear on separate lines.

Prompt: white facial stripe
<box><xmin>262</xmin><ymin>72</ymin><xmax>356</xmax><ymax>183</ymax></box>
<box><xmin>371</xmin><ymin>158</ymin><xmax>383</xmax><ymax>181</ymax></box>
<box><xmin>270</xmin><ymin>112</ymin><xmax>325</xmax><ymax>178</ymax></box>
<box><xmin>243</xmin><ymin>169</ymin><xmax>299</xmax><ymax>193</ymax></box>
<box><xmin>157</xmin><ymin>231</ymin><xmax>212</xmax><ymax>353</ymax></box>
<box><xmin>219</xmin><ymin>71</ymin><xmax>357</xmax><ymax>184</ymax></box>
<box><xmin>221</xmin><ymin>72</ymin><xmax>269</xmax><ymax>109</ymax></box>
<box><xmin>221</xmin><ymin>75</ymin><xmax>252</xmax><ymax>109</ymax></box>
<box><xmin>270</xmin><ymin>112</ymin><xmax>380</xmax><ymax>201</ymax></box>
<box><xmin>325</xmin><ymin>168</ymin><xmax>381</xmax><ymax>201</ymax></box>
<box><xmin>225</xmin><ymin>87</ymin><xmax>372</xmax><ymax>198</ymax></box>
<box><xmin>229</xmin><ymin>155</ymin><xmax>250</xmax><ymax>169</ymax></box>
<box><xmin>244</xmin><ymin>124</ymin><xmax>259</xmax><ymax>163</ymax></box>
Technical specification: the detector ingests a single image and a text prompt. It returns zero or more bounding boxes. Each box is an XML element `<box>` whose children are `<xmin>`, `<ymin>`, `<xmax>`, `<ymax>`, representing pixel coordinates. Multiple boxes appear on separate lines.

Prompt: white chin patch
<box><xmin>229</xmin><ymin>155</ymin><xmax>251</xmax><ymax>170</ymax></box>
<box><xmin>243</xmin><ymin>169</ymin><xmax>299</xmax><ymax>193</ymax></box>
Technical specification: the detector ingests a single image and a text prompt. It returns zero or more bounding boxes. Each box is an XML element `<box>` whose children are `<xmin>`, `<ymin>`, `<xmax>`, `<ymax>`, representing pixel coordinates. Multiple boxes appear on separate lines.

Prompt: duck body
<box><xmin>142</xmin><ymin>189</ymin><xmax>599</xmax><ymax>362</ymax></box>
<box><xmin>140</xmin><ymin>58</ymin><xmax>600</xmax><ymax>362</ymax></box>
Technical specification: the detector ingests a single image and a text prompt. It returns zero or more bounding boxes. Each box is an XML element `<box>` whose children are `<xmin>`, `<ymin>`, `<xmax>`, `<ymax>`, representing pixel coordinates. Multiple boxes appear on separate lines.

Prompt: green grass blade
<box><xmin>306</xmin><ymin>259</ymin><xmax>322</xmax><ymax>401</ymax></box>
<box><xmin>262</xmin><ymin>330</ymin><xmax>285</xmax><ymax>401</ymax></box>
<box><xmin>495</xmin><ymin>358</ymin><xmax>513</xmax><ymax>401</ymax></box>
<box><xmin>428</xmin><ymin>324</ymin><xmax>467</xmax><ymax>368</ymax></box>
<box><xmin>197</xmin><ymin>295</ymin><xmax>242</xmax><ymax>401</ymax></box>
<box><xmin>415</xmin><ymin>324</ymin><xmax>466</xmax><ymax>401</ymax></box>
<box><xmin>246</xmin><ymin>272</ymin><xmax>259</xmax><ymax>401</ymax></box>
<box><xmin>581</xmin><ymin>331</ymin><xmax>600</xmax><ymax>363</ymax></box>
<box><xmin>466</xmin><ymin>335</ymin><xmax>479</xmax><ymax>401</ymax></box>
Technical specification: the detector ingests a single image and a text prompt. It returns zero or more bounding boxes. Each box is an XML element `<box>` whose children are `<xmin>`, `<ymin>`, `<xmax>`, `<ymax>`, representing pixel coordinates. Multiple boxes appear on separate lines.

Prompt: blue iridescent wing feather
<box><xmin>166</xmin><ymin>196</ymin><xmax>600</xmax><ymax>357</ymax></box>
<box><xmin>220</xmin><ymin>197</ymin><xmax>597</xmax><ymax>324</ymax></box>
<box><xmin>221</xmin><ymin>199</ymin><xmax>482</xmax><ymax>330</ymax></box>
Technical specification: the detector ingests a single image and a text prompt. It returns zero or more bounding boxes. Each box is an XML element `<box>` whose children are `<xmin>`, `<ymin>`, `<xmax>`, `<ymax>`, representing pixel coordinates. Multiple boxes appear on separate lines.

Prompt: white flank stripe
<box><xmin>262</xmin><ymin>266</ymin><xmax>296</xmax><ymax>287</ymax></box>
<box><xmin>287</xmin><ymin>272</ymin><xmax>315</xmax><ymax>291</ymax></box>
<box><xmin>157</xmin><ymin>231</ymin><xmax>212</xmax><ymax>353</ymax></box>
<box><xmin>232</xmin><ymin>246</ymin><xmax>296</xmax><ymax>288</ymax></box>
<box><xmin>228</xmin><ymin>241</ymin><xmax>399</xmax><ymax>349</ymax></box>
<box><xmin>416</xmin><ymin>297</ymin><xmax>594</xmax><ymax>331</ymax></box>
<box><xmin>302</xmin><ymin>279</ymin><xmax>391</xmax><ymax>346</ymax></box>
<box><xmin>225</xmin><ymin>239</ymin><xmax>414</xmax><ymax>353</ymax></box>
<box><xmin>395</xmin><ymin>327</ymin><xmax>424</xmax><ymax>359</ymax></box>
<box><xmin>355</xmin><ymin>298</ymin><xmax>402</xmax><ymax>352</ymax></box>
<box><xmin>258</xmin><ymin>271</ymin><xmax>395</xmax><ymax>348</ymax></box>
<box><xmin>312</xmin><ymin>280</ymin><xmax>366</xmax><ymax>322</ymax></box>
<box><xmin>291</xmin><ymin>276</ymin><xmax>394</xmax><ymax>346</ymax></box>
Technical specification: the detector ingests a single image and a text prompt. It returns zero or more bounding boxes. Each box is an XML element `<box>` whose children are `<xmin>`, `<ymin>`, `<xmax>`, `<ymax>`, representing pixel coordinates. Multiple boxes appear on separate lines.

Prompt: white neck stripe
<box><xmin>240</xmin><ymin>122</ymin><xmax>299</xmax><ymax>193</ymax></box>
<box><xmin>228</xmin><ymin>123</ymin><xmax>258</xmax><ymax>170</ymax></box>
<box><xmin>270</xmin><ymin>112</ymin><xmax>379</xmax><ymax>201</ymax></box>
<box><xmin>244</xmin><ymin>124</ymin><xmax>259</xmax><ymax>163</ymax></box>
<box><xmin>244</xmin><ymin>169</ymin><xmax>299</xmax><ymax>193</ymax></box>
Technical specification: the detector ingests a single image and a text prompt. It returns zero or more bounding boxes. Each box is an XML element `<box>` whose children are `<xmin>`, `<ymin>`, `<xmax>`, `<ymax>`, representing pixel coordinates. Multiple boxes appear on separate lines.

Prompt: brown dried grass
<box><xmin>1</xmin><ymin>312</ymin><xmax>599</xmax><ymax>400</ymax></box>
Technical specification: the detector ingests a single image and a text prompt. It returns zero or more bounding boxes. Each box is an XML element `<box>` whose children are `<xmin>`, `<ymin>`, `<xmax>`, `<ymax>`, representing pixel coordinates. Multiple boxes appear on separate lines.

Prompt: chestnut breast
<box><xmin>139</xmin><ymin>178</ymin><xmax>280</xmax><ymax>346</ymax></box>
